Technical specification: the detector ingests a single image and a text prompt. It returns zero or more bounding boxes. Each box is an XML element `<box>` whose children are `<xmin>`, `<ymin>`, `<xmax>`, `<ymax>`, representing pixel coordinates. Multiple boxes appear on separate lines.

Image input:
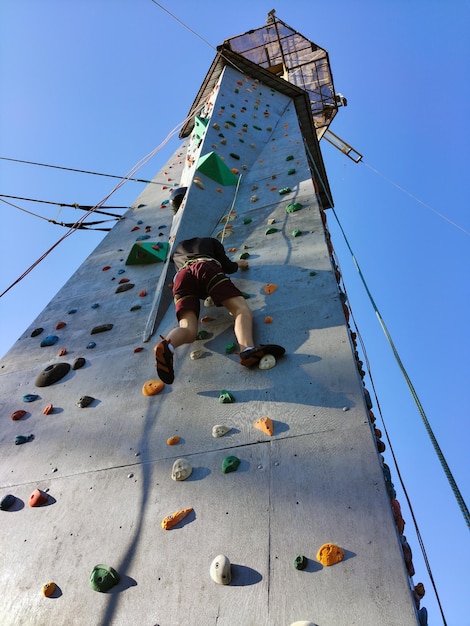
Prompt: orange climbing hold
<box><xmin>29</xmin><ymin>489</ymin><xmax>48</xmax><ymax>507</ymax></box>
<box><xmin>161</xmin><ymin>507</ymin><xmax>193</xmax><ymax>530</ymax></box>
<box><xmin>56</xmin><ymin>321</ymin><xmax>66</xmax><ymax>330</ymax></box>
<box><xmin>42</xmin><ymin>582</ymin><xmax>56</xmax><ymax>597</ymax></box>
<box><xmin>254</xmin><ymin>416</ymin><xmax>274</xmax><ymax>436</ymax></box>
<box><xmin>57</xmin><ymin>347</ymin><xmax>67</xmax><ymax>356</ymax></box>
<box><xmin>264</xmin><ymin>316</ymin><xmax>273</xmax><ymax>324</ymax></box>
<box><xmin>42</xmin><ymin>403</ymin><xmax>54</xmax><ymax>415</ymax></box>
<box><xmin>316</xmin><ymin>543</ymin><xmax>345</xmax><ymax>566</ymax></box>
<box><xmin>142</xmin><ymin>380</ymin><xmax>165</xmax><ymax>396</ymax></box>
<box><xmin>166</xmin><ymin>435</ymin><xmax>181</xmax><ymax>446</ymax></box>
<box><xmin>263</xmin><ymin>284</ymin><xmax>277</xmax><ymax>295</ymax></box>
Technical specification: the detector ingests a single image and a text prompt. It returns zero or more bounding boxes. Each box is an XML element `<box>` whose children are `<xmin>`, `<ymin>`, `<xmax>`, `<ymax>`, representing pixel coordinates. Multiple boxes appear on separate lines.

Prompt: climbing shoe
<box><xmin>239</xmin><ymin>344</ymin><xmax>285</xmax><ymax>368</ymax></box>
<box><xmin>155</xmin><ymin>337</ymin><xmax>174</xmax><ymax>384</ymax></box>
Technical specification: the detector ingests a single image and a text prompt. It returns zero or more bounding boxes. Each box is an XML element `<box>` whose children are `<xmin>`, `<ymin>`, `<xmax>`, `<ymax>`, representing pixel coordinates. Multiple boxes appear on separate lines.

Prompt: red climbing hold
<box><xmin>29</xmin><ymin>489</ymin><xmax>48</xmax><ymax>507</ymax></box>
<box><xmin>55</xmin><ymin>321</ymin><xmax>66</xmax><ymax>330</ymax></box>
<box><xmin>11</xmin><ymin>410</ymin><xmax>27</xmax><ymax>421</ymax></box>
<box><xmin>102</xmin><ymin>266</ymin><xmax>111</xmax><ymax>271</ymax></box>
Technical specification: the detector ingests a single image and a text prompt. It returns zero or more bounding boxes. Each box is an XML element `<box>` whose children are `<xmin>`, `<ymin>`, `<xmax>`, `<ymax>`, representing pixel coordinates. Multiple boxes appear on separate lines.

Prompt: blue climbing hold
<box><xmin>40</xmin><ymin>335</ymin><xmax>59</xmax><ymax>347</ymax></box>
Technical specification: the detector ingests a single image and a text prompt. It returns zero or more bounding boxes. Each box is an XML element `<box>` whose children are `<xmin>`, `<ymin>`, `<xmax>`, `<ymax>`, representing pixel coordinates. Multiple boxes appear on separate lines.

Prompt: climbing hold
<box><xmin>133</xmin><ymin>346</ymin><xmax>144</xmax><ymax>353</ymax></box>
<box><xmin>90</xmin><ymin>564</ymin><xmax>120</xmax><ymax>592</ymax></box>
<box><xmin>40</xmin><ymin>335</ymin><xmax>59</xmax><ymax>347</ymax></box>
<box><xmin>219</xmin><ymin>390</ymin><xmax>234</xmax><ymax>404</ymax></box>
<box><xmin>91</xmin><ymin>303</ymin><xmax>100</xmax><ymax>309</ymax></box>
<box><xmin>254</xmin><ymin>416</ymin><xmax>274</xmax><ymax>436</ymax></box>
<box><xmin>172</xmin><ymin>458</ymin><xmax>192</xmax><ymax>481</ymax></box>
<box><xmin>42</xmin><ymin>582</ymin><xmax>56</xmax><ymax>597</ymax></box>
<box><xmin>35</xmin><ymin>362</ymin><xmax>71</xmax><ymax>387</ymax></box>
<box><xmin>91</xmin><ymin>324</ymin><xmax>113</xmax><ymax>335</ymax></box>
<box><xmin>278</xmin><ymin>187</ymin><xmax>291</xmax><ymax>195</ymax></box>
<box><xmin>200</xmin><ymin>316</ymin><xmax>215</xmax><ymax>323</ymax></box>
<box><xmin>222</xmin><ymin>456</ymin><xmax>240</xmax><ymax>474</ymax></box>
<box><xmin>259</xmin><ymin>354</ymin><xmax>276</xmax><ymax>370</ymax></box>
<box><xmin>196</xmin><ymin>152</ymin><xmax>238</xmax><ymax>186</ymax></box>
<box><xmin>210</xmin><ymin>554</ymin><xmax>232</xmax><ymax>585</ymax></box>
<box><xmin>29</xmin><ymin>488</ymin><xmax>48</xmax><ymax>507</ymax></box>
<box><xmin>193</xmin><ymin>176</ymin><xmax>204</xmax><ymax>189</ymax></box>
<box><xmin>286</xmin><ymin>202</ymin><xmax>303</xmax><ymax>213</ymax></box>
<box><xmin>190</xmin><ymin>349</ymin><xmax>205</xmax><ymax>360</ymax></box>
<box><xmin>265</xmin><ymin>227</ymin><xmax>278</xmax><ymax>235</ymax></box>
<box><xmin>55</xmin><ymin>321</ymin><xmax>66</xmax><ymax>330</ymax></box>
<box><xmin>316</xmin><ymin>543</ymin><xmax>345</xmax><ymax>566</ymax></box>
<box><xmin>57</xmin><ymin>347</ymin><xmax>67</xmax><ymax>357</ymax></box>
<box><xmin>196</xmin><ymin>330</ymin><xmax>209</xmax><ymax>340</ymax></box>
<box><xmin>161</xmin><ymin>507</ymin><xmax>193</xmax><ymax>530</ymax></box>
<box><xmin>204</xmin><ymin>296</ymin><xmax>214</xmax><ymax>307</ymax></box>
<box><xmin>239</xmin><ymin>252</ymin><xmax>250</xmax><ymax>259</ymax></box>
<box><xmin>287</xmin><ymin>168</ymin><xmax>296</xmax><ymax>175</ymax></box>
<box><xmin>0</xmin><ymin>494</ymin><xmax>16</xmax><ymax>510</ymax></box>
<box><xmin>86</xmin><ymin>342</ymin><xmax>96</xmax><ymax>349</ymax></box>
<box><xmin>72</xmin><ymin>357</ymin><xmax>86</xmax><ymax>370</ymax></box>
<box><xmin>286</xmin><ymin>155</ymin><xmax>294</xmax><ymax>161</ymax></box>
<box><xmin>126</xmin><ymin>241</ymin><xmax>169</xmax><ymax>266</ymax></box>
<box><xmin>130</xmin><ymin>305</ymin><xmax>141</xmax><ymax>311</ymax></box>
<box><xmin>225</xmin><ymin>342</ymin><xmax>238</xmax><ymax>354</ymax></box>
<box><xmin>292</xmin><ymin>229</ymin><xmax>302</xmax><ymax>238</ymax></box>
<box><xmin>290</xmin><ymin>622</ymin><xmax>317</xmax><ymax>626</ymax></box>
<box><xmin>23</xmin><ymin>394</ymin><xmax>39</xmax><ymax>403</ymax></box>
<box><xmin>293</xmin><ymin>555</ymin><xmax>308</xmax><ymax>570</ymax></box>
<box><xmin>263</xmin><ymin>284</ymin><xmax>278</xmax><ymax>295</ymax></box>
<box><xmin>166</xmin><ymin>435</ymin><xmax>181</xmax><ymax>446</ymax></box>
<box><xmin>212</xmin><ymin>425</ymin><xmax>231</xmax><ymax>438</ymax></box>
<box><xmin>135</xmin><ymin>235</ymin><xmax>151</xmax><ymax>241</ymax></box>
<box><xmin>31</xmin><ymin>327</ymin><xmax>44</xmax><ymax>337</ymax></box>
<box><xmin>309</xmin><ymin>271</ymin><xmax>317</xmax><ymax>277</ymax></box>
<box><xmin>229</xmin><ymin>153</ymin><xmax>240</xmax><ymax>160</ymax></box>
<box><xmin>142</xmin><ymin>380</ymin><xmax>165</xmax><ymax>396</ymax></box>
<box><xmin>68</xmin><ymin>308</ymin><xmax>78</xmax><ymax>314</ymax></box>
<box><xmin>102</xmin><ymin>266</ymin><xmax>111</xmax><ymax>271</ymax></box>
<box><xmin>115</xmin><ymin>283</ymin><xmax>134</xmax><ymax>293</ymax></box>
<box><xmin>243</xmin><ymin>218</ymin><xmax>252</xmax><ymax>224</ymax></box>
<box><xmin>76</xmin><ymin>396</ymin><xmax>94</xmax><ymax>408</ymax></box>
<box><xmin>11</xmin><ymin>410</ymin><xmax>27</xmax><ymax>421</ymax></box>
<box><xmin>264</xmin><ymin>316</ymin><xmax>273</xmax><ymax>324</ymax></box>
<box><xmin>42</xmin><ymin>404</ymin><xmax>54</xmax><ymax>415</ymax></box>
<box><xmin>118</xmin><ymin>277</ymin><xmax>130</xmax><ymax>284</ymax></box>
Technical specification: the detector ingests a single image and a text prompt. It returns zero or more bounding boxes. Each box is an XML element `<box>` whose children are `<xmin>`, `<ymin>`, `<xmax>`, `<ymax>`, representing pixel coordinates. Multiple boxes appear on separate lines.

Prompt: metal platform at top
<box><xmin>223</xmin><ymin>10</ymin><xmax>342</xmax><ymax>139</ymax></box>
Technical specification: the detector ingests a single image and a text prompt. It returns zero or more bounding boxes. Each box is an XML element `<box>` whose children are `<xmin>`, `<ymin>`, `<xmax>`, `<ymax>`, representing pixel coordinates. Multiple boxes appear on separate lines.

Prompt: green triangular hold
<box><xmin>196</xmin><ymin>152</ymin><xmax>239</xmax><ymax>186</ymax></box>
<box><xmin>125</xmin><ymin>241</ymin><xmax>169</xmax><ymax>265</ymax></box>
<box><xmin>194</xmin><ymin>116</ymin><xmax>209</xmax><ymax>141</ymax></box>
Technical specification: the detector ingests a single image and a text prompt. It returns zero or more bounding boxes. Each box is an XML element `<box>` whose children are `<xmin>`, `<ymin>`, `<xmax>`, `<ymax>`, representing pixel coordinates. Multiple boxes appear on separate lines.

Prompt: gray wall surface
<box><xmin>0</xmin><ymin>64</ymin><xmax>419</xmax><ymax>626</ymax></box>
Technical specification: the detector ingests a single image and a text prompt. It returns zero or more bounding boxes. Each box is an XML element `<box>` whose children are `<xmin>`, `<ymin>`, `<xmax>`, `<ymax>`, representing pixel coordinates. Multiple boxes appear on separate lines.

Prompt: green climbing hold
<box><xmin>265</xmin><ymin>227</ymin><xmax>279</xmax><ymax>235</ymax></box>
<box><xmin>286</xmin><ymin>155</ymin><xmax>294</xmax><ymax>161</ymax></box>
<box><xmin>196</xmin><ymin>152</ymin><xmax>239</xmax><ymax>186</ymax></box>
<box><xmin>294</xmin><ymin>555</ymin><xmax>308</xmax><ymax>570</ymax></box>
<box><xmin>90</xmin><ymin>564</ymin><xmax>120</xmax><ymax>592</ymax></box>
<box><xmin>278</xmin><ymin>187</ymin><xmax>291</xmax><ymax>195</ymax></box>
<box><xmin>196</xmin><ymin>330</ymin><xmax>209</xmax><ymax>340</ymax></box>
<box><xmin>229</xmin><ymin>153</ymin><xmax>240</xmax><ymax>160</ymax></box>
<box><xmin>286</xmin><ymin>203</ymin><xmax>303</xmax><ymax>213</ymax></box>
<box><xmin>287</xmin><ymin>168</ymin><xmax>296</xmax><ymax>175</ymax></box>
<box><xmin>243</xmin><ymin>218</ymin><xmax>252</xmax><ymax>225</ymax></box>
<box><xmin>222</xmin><ymin>456</ymin><xmax>240</xmax><ymax>473</ymax></box>
<box><xmin>219</xmin><ymin>390</ymin><xmax>234</xmax><ymax>404</ymax></box>
<box><xmin>125</xmin><ymin>241</ymin><xmax>169</xmax><ymax>265</ymax></box>
<box><xmin>309</xmin><ymin>271</ymin><xmax>317</xmax><ymax>277</ymax></box>
<box><xmin>239</xmin><ymin>252</ymin><xmax>250</xmax><ymax>259</ymax></box>
<box><xmin>225</xmin><ymin>342</ymin><xmax>237</xmax><ymax>354</ymax></box>
<box><xmin>292</xmin><ymin>229</ymin><xmax>302</xmax><ymax>238</ymax></box>
<box><xmin>241</xmin><ymin>292</ymin><xmax>250</xmax><ymax>299</ymax></box>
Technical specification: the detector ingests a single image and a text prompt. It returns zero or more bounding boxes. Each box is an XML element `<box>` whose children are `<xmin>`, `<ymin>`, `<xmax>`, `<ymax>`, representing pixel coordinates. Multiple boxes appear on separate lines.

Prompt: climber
<box><xmin>154</xmin><ymin>236</ymin><xmax>285</xmax><ymax>384</ymax></box>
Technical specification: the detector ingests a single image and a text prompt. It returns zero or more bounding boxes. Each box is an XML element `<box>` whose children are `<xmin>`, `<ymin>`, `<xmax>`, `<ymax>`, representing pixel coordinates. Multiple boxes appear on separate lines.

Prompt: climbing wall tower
<box><xmin>0</xmin><ymin>13</ymin><xmax>424</xmax><ymax>626</ymax></box>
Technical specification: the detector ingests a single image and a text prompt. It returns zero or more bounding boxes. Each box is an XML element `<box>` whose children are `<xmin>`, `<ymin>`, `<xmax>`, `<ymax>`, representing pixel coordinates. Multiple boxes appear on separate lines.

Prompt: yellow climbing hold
<box><xmin>142</xmin><ymin>380</ymin><xmax>165</xmax><ymax>396</ymax></box>
<box><xmin>42</xmin><ymin>582</ymin><xmax>56</xmax><ymax>597</ymax></box>
<box><xmin>254</xmin><ymin>416</ymin><xmax>274</xmax><ymax>436</ymax></box>
<box><xmin>316</xmin><ymin>543</ymin><xmax>345</xmax><ymax>566</ymax></box>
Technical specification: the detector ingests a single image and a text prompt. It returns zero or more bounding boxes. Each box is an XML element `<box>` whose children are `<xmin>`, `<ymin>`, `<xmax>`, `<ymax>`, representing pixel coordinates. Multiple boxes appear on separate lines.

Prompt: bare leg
<box><xmin>165</xmin><ymin>310</ymin><xmax>199</xmax><ymax>348</ymax></box>
<box><xmin>222</xmin><ymin>295</ymin><xmax>254</xmax><ymax>351</ymax></box>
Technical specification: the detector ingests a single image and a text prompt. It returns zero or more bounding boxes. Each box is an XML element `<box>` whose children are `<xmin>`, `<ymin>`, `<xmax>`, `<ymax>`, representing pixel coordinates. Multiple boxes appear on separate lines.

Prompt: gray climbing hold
<box><xmin>35</xmin><ymin>362</ymin><xmax>71</xmax><ymax>387</ymax></box>
<box><xmin>212</xmin><ymin>425</ymin><xmax>231</xmax><ymax>438</ymax></box>
<box><xmin>210</xmin><ymin>554</ymin><xmax>231</xmax><ymax>585</ymax></box>
<box><xmin>72</xmin><ymin>357</ymin><xmax>86</xmax><ymax>370</ymax></box>
<box><xmin>115</xmin><ymin>283</ymin><xmax>134</xmax><ymax>293</ymax></box>
<box><xmin>76</xmin><ymin>396</ymin><xmax>94</xmax><ymax>408</ymax></box>
<box><xmin>90</xmin><ymin>324</ymin><xmax>113</xmax><ymax>334</ymax></box>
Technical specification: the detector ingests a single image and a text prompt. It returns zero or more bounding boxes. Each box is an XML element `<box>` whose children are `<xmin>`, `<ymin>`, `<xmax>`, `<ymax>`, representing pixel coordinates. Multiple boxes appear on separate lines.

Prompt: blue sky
<box><xmin>1</xmin><ymin>1</ymin><xmax>469</xmax><ymax>623</ymax></box>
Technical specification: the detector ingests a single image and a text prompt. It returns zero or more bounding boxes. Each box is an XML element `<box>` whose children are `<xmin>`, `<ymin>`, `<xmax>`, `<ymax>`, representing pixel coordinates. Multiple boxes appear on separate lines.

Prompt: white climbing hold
<box><xmin>204</xmin><ymin>296</ymin><xmax>215</xmax><ymax>307</ymax></box>
<box><xmin>190</xmin><ymin>350</ymin><xmax>205</xmax><ymax>360</ymax></box>
<box><xmin>212</xmin><ymin>425</ymin><xmax>231</xmax><ymax>438</ymax></box>
<box><xmin>290</xmin><ymin>622</ymin><xmax>318</xmax><ymax>626</ymax></box>
<box><xmin>210</xmin><ymin>554</ymin><xmax>231</xmax><ymax>585</ymax></box>
<box><xmin>259</xmin><ymin>354</ymin><xmax>276</xmax><ymax>370</ymax></box>
<box><xmin>171</xmin><ymin>458</ymin><xmax>193</xmax><ymax>481</ymax></box>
